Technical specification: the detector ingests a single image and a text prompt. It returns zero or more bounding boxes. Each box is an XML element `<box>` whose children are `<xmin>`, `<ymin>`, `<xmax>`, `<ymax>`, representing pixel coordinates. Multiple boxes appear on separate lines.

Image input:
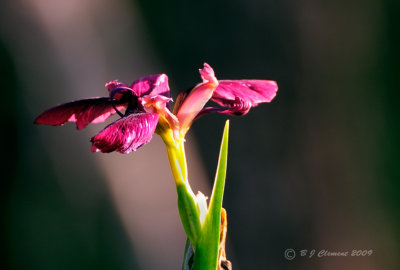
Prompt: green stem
<box><xmin>159</xmin><ymin>121</ymin><xmax>230</xmax><ymax>270</ymax></box>
<box><xmin>160</xmin><ymin>129</ymin><xmax>201</xmax><ymax>247</ymax></box>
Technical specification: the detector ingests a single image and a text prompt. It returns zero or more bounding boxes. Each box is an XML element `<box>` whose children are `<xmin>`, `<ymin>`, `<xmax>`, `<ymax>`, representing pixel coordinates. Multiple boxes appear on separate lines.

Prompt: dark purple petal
<box><xmin>34</xmin><ymin>97</ymin><xmax>126</xmax><ymax>130</ymax></box>
<box><xmin>211</xmin><ymin>80</ymin><xmax>278</xmax><ymax>115</ymax></box>
<box><xmin>131</xmin><ymin>74</ymin><xmax>170</xmax><ymax>98</ymax></box>
<box><xmin>105</xmin><ymin>80</ymin><xmax>138</xmax><ymax>104</ymax></box>
<box><xmin>194</xmin><ymin>106</ymin><xmax>242</xmax><ymax>120</ymax></box>
<box><xmin>90</xmin><ymin>113</ymin><xmax>159</xmax><ymax>154</ymax></box>
<box><xmin>105</xmin><ymin>80</ymin><xmax>130</xmax><ymax>93</ymax></box>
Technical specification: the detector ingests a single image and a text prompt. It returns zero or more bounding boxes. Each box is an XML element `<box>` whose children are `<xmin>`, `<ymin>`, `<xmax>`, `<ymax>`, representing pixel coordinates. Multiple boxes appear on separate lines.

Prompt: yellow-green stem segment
<box><xmin>159</xmin><ymin>128</ymin><xmax>201</xmax><ymax>247</ymax></box>
<box><xmin>159</xmin><ymin>121</ymin><xmax>230</xmax><ymax>270</ymax></box>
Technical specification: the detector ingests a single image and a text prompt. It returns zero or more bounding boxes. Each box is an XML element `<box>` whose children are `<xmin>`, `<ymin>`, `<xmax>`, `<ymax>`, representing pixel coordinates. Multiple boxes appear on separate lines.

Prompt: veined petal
<box><xmin>90</xmin><ymin>113</ymin><xmax>159</xmax><ymax>154</ymax></box>
<box><xmin>131</xmin><ymin>74</ymin><xmax>170</xmax><ymax>98</ymax></box>
<box><xmin>34</xmin><ymin>97</ymin><xmax>126</xmax><ymax>130</ymax></box>
<box><xmin>211</xmin><ymin>80</ymin><xmax>278</xmax><ymax>115</ymax></box>
<box><xmin>175</xmin><ymin>63</ymin><xmax>218</xmax><ymax>136</ymax></box>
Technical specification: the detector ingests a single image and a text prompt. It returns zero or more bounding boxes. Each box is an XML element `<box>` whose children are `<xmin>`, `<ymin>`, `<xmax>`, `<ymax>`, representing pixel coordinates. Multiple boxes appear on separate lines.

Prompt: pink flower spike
<box><xmin>131</xmin><ymin>74</ymin><xmax>170</xmax><ymax>98</ymax></box>
<box><xmin>175</xmin><ymin>63</ymin><xmax>219</xmax><ymax>137</ymax></box>
<box><xmin>34</xmin><ymin>97</ymin><xmax>126</xmax><ymax>130</ymax></box>
<box><xmin>91</xmin><ymin>113</ymin><xmax>159</xmax><ymax>154</ymax></box>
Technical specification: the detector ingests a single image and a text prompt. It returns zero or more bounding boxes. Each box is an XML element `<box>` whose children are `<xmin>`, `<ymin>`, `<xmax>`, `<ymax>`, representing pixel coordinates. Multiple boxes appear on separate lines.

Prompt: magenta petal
<box><xmin>34</xmin><ymin>97</ymin><xmax>125</xmax><ymax>130</ymax></box>
<box><xmin>106</xmin><ymin>80</ymin><xmax>136</xmax><ymax>102</ymax></box>
<box><xmin>105</xmin><ymin>80</ymin><xmax>130</xmax><ymax>93</ymax></box>
<box><xmin>140</xmin><ymin>95</ymin><xmax>172</xmax><ymax>113</ymax></box>
<box><xmin>211</xmin><ymin>80</ymin><xmax>278</xmax><ymax>115</ymax></box>
<box><xmin>131</xmin><ymin>74</ymin><xmax>170</xmax><ymax>98</ymax></box>
<box><xmin>200</xmin><ymin>63</ymin><xmax>218</xmax><ymax>84</ymax></box>
<box><xmin>175</xmin><ymin>63</ymin><xmax>218</xmax><ymax>136</ymax></box>
<box><xmin>90</xmin><ymin>113</ymin><xmax>159</xmax><ymax>154</ymax></box>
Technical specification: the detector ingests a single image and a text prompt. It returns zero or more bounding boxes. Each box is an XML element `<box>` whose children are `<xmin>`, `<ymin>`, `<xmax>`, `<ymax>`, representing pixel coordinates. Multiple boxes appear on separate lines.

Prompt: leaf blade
<box><xmin>193</xmin><ymin>120</ymin><xmax>229</xmax><ymax>270</ymax></box>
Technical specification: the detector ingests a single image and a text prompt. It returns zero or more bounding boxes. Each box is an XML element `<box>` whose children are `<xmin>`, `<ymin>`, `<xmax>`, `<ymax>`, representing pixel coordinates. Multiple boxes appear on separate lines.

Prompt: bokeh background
<box><xmin>1</xmin><ymin>0</ymin><xmax>399</xmax><ymax>269</ymax></box>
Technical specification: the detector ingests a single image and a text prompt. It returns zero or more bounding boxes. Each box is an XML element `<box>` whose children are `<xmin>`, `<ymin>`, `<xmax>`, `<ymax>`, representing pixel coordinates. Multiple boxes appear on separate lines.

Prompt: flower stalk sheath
<box><xmin>159</xmin><ymin>129</ymin><xmax>202</xmax><ymax>246</ymax></box>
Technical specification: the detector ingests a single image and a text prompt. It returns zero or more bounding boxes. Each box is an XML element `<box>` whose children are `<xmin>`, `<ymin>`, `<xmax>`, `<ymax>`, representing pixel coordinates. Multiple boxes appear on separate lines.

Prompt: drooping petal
<box><xmin>131</xmin><ymin>74</ymin><xmax>170</xmax><ymax>98</ymax></box>
<box><xmin>90</xmin><ymin>113</ymin><xmax>159</xmax><ymax>154</ymax></box>
<box><xmin>208</xmin><ymin>80</ymin><xmax>278</xmax><ymax>115</ymax></box>
<box><xmin>175</xmin><ymin>63</ymin><xmax>219</xmax><ymax>136</ymax></box>
<box><xmin>34</xmin><ymin>97</ymin><xmax>126</xmax><ymax>130</ymax></box>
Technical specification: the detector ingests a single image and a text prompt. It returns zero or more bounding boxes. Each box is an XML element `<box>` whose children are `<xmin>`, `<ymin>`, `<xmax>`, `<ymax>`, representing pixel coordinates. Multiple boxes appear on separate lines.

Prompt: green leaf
<box><xmin>177</xmin><ymin>184</ymin><xmax>202</xmax><ymax>246</ymax></box>
<box><xmin>192</xmin><ymin>120</ymin><xmax>229</xmax><ymax>270</ymax></box>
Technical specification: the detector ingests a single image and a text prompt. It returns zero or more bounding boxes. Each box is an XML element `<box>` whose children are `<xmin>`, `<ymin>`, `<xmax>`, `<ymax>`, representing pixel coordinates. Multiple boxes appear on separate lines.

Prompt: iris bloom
<box><xmin>35</xmin><ymin>63</ymin><xmax>277</xmax><ymax>154</ymax></box>
<box><xmin>35</xmin><ymin>63</ymin><xmax>278</xmax><ymax>269</ymax></box>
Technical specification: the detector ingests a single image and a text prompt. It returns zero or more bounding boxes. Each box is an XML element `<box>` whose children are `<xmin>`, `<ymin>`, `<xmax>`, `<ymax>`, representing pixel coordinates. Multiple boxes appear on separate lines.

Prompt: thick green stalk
<box><xmin>159</xmin><ymin>121</ymin><xmax>230</xmax><ymax>270</ymax></box>
<box><xmin>161</xmin><ymin>129</ymin><xmax>187</xmax><ymax>185</ymax></box>
<box><xmin>160</xmin><ymin>129</ymin><xmax>201</xmax><ymax>247</ymax></box>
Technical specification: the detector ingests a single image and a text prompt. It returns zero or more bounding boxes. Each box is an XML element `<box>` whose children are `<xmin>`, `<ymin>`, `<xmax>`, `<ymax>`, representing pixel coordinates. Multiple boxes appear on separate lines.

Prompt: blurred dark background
<box><xmin>1</xmin><ymin>0</ymin><xmax>399</xmax><ymax>269</ymax></box>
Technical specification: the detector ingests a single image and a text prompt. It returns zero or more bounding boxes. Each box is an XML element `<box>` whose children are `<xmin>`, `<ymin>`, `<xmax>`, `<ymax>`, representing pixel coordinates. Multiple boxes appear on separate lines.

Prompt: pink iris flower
<box><xmin>35</xmin><ymin>63</ymin><xmax>278</xmax><ymax>154</ymax></box>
